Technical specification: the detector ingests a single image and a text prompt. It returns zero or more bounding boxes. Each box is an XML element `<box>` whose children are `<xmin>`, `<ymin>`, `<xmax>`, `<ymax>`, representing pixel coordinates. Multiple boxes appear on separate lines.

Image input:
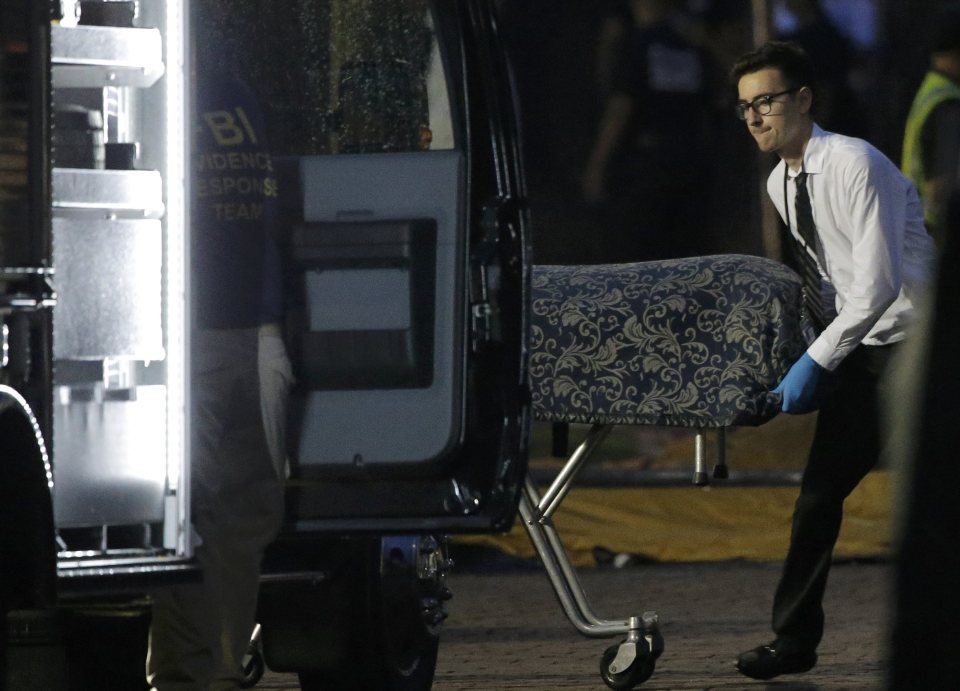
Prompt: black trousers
<box><xmin>771</xmin><ymin>343</ymin><xmax>897</xmax><ymax>651</ymax></box>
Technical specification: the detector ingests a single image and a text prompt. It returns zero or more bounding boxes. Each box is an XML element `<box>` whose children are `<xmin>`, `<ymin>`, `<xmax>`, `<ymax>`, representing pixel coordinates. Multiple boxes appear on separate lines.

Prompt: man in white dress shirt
<box><xmin>729</xmin><ymin>41</ymin><xmax>936</xmax><ymax>681</ymax></box>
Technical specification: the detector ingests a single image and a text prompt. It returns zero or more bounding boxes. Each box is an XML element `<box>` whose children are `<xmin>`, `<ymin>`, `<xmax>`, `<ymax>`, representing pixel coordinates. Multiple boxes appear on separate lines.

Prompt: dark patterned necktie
<box><xmin>794</xmin><ymin>172</ymin><xmax>827</xmax><ymax>334</ymax></box>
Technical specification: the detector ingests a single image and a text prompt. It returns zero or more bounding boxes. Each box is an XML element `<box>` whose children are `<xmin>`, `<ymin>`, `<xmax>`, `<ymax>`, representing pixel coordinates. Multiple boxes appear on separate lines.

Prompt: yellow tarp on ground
<box><xmin>457</xmin><ymin>470</ymin><xmax>891</xmax><ymax>567</ymax></box>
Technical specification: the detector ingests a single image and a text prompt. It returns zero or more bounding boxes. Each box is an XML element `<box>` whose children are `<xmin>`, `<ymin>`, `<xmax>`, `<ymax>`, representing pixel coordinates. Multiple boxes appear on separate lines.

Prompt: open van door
<box><xmin>225</xmin><ymin>0</ymin><xmax>530</xmax><ymax>687</ymax></box>
<box><xmin>275</xmin><ymin>0</ymin><xmax>529</xmax><ymax>531</ymax></box>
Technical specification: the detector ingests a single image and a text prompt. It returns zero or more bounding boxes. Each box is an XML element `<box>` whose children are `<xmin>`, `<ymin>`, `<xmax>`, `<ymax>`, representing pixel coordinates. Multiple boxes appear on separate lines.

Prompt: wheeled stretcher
<box><xmin>523</xmin><ymin>254</ymin><xmax>805</xmax><ymax>689</ymax></box>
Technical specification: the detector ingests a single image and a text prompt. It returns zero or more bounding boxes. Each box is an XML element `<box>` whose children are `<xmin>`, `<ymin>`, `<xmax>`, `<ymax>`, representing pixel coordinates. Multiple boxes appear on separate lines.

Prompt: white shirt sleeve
<box><xmin>806</xmin><ymin>153</ymin><xmax>903</xmax><ymax>370</ymax></box>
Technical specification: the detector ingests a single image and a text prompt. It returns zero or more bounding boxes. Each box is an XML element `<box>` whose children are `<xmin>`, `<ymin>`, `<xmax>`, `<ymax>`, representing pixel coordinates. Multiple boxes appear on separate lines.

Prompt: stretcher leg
<box><xmin>532</xmin><ymin>423</ymin><xmax>611</xmax><ymax>523</ymax></box>
<box><xmin>694</xmin><ymin>428</ymin><xmax>709</xmax><ymax>486</ymax></box>
<box><xmin>519</xmin><ymin>432</ymin><xmax>664</xmax><ymax>688</ymax></box>
<box><xmin>694</xmin><ymin>427</ymin><xmax>730</xmax><ymax>485</ymax></box>
<box><xmin>521</xmin><ymin>423</ymin><xmax>655</xmax><ymax>635</ymax></box>
<box><xmin>520</xmin><ymin>481</ymin><xmax>663</xmax><ymax>688</ymax></box>
<box><xmin>522</xmin><ymin>477</ymin><xmax>626</xmax><ymax>632</ymax></box>
<box><xmin>714</xmin><ymin>427</ymin><xmax>728</xmax><ymax>479</ymax></box>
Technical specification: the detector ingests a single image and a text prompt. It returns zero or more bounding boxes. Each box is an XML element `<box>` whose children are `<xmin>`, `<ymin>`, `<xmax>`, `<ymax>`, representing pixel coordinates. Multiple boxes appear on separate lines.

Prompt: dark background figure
<box><xmin>887</xmin><ymin>10</ymin><xmax>960</xmax><ymax>687</ymax></box>
<box><xmin>678</xmin><ymin>0</ymin><xmax>760</xmax><ymax>260</ymax></box>
<box><xmin>887</xmin><ymin>189</ymin><xmax>960</xmax><ymax>690</ymax></box>
<box><xmin>879</xmin><ymin>0</ymin><xmax>958</xmax><ymax>159</ymax></box>
<box><xmin>498</xmin><ymin>0</ymin><xmax>615</xmax><ymax>264</ymax></box>
<box><xmin>901</xmin><ymin>6</ymin><xmax>960</xmax><ymax>248</ymax></box>
<box><xmin>581</xmin><ymin>0</ymin><xmax>715</xmax><ymax>262</ymax></box>
<box><xmin>498</xmin><ymin>0</ymin><xmax>759</xmax><ymax>265</ymax></box>
<box><xmin>775</xmin><ymin>0</ymin><xmax>865</xmax><ymax>137</ymax></box>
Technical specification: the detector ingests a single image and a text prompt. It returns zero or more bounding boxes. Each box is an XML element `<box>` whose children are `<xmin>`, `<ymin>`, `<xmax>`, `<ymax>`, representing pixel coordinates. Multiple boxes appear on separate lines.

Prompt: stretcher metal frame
<box><xmin>521</xmin><ymin>255</ymin><xmax>805</xmax><ymax>688</ymax></box>
<box><xmin>518</xmin><ymin>424</ymin><xmax>729</xmax><ymax>673</ymax></box>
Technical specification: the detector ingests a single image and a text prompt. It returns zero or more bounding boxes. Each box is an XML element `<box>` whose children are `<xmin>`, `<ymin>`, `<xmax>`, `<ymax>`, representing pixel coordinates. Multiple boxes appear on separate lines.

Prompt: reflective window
<box><xmin>195</xmin><ymin>0</ymin><xmax>454</xmax><ymax>155</ymax></box>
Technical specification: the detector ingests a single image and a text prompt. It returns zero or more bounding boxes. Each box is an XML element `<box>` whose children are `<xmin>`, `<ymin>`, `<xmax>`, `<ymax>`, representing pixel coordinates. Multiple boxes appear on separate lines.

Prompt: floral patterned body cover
<box><xmin>529</xmin><ymin>255</ymin><xmax>805</xmax><ymax>428</ymax></box>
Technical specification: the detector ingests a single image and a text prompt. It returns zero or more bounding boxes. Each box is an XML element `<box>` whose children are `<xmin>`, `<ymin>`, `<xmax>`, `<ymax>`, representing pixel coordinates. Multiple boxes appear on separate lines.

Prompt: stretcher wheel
<box><xmin>240</xmin><ymin>644</ymin><xmax>265</xmax><ymax>688</ymax></box>
<box><xmin>600</xmin><ymin>642</ymin><xmax>655</xmax><ymax>690</ymax></box>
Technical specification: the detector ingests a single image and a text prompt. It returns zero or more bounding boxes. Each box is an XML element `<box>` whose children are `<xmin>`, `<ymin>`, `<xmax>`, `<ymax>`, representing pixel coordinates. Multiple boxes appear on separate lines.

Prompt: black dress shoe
<box><xmin>736</xmin><ymin>641</ymin><xmax>817</xmax><ymax>680</ymax></box>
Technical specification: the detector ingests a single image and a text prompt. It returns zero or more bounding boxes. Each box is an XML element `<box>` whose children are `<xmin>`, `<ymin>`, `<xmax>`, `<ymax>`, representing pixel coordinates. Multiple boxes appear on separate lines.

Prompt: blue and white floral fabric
<box><xmin>530</xmin><ymin>255</ymin><xmax>805</xmax><ymax>428</ymax></box>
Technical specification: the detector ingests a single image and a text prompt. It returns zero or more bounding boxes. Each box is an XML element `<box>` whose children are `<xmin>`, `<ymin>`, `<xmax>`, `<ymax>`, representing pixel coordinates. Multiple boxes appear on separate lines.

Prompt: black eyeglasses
<box><xmin>735</xmin><ymin>87</ymin><xmax>799</xmax><ymax>120</ymax></box>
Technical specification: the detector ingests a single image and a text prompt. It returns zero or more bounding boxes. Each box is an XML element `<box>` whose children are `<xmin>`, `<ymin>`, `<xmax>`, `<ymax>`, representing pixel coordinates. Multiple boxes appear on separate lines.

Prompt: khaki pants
<box><xmin>147</xmin><ymin>326</ymin><xmax>290</xmax><ymax>691</ymax></box>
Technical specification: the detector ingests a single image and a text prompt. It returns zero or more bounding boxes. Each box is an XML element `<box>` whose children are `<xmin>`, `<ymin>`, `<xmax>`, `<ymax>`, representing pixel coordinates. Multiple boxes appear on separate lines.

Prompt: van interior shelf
<box><xmin>51</xmin><ymin>24</ymin><xmax>164</xmax><ymax>89</ymax></box>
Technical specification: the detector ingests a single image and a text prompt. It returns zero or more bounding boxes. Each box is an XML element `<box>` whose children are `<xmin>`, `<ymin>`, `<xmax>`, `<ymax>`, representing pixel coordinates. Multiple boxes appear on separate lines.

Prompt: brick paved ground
<box><xmin>257</xmin><ymin>550</ymin><xmax>890</xmax><ymax>691</ymax></box>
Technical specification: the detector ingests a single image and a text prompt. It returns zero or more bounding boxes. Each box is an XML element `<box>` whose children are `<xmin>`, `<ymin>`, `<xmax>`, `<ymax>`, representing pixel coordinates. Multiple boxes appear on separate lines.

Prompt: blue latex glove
<box><xmin>773</xmin><ymin>352</ymin><xmax>825</xmax><ymax>414</ymax></box>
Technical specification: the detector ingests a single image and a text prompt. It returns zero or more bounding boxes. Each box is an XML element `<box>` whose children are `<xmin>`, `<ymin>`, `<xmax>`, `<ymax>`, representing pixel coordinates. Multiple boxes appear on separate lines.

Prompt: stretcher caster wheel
<box><xmin>600</xmin><ymin>642</ymin><xmax>655</xmax><ymax>689</ymax></box>
<box><xmin>241</xmin><ymin>624</ymin><xmax>265</xmax><ymax>688</ymax></box>
<box><xmin>240</xmin><ymin>648</ymin><xmax>264</xmax><ymax>688</ymax></box>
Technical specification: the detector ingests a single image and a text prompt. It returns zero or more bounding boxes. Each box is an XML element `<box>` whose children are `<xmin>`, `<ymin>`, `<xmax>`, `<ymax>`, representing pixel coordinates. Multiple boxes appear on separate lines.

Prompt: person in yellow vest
<box><xmin>902</xmin><ymin>8</ymin><xmax>960</xmax><ymax>247</ymax></box>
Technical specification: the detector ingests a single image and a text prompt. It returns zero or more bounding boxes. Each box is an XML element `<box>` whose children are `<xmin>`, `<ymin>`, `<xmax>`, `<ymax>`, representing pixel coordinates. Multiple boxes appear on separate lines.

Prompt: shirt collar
<box><xmin>800</xmin><ymin>124</ymin><xmax>826</xmax><ymax>175</ymax></box>
<box><xmin>784</xmin><ymin>123</ymin><xmax>826</xmax><ymax>178</ymax></box>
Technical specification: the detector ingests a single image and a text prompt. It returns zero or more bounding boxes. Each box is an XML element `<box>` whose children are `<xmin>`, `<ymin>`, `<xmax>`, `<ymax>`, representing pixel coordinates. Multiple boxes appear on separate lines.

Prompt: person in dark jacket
<box><xmin>146</xmin><ymin>4</ymin><xmax>291</xmax><ymax>689</ymax></box>
<box><xmin>582</xmin><ymin>0</ymin><xmax>713</xmax><ymax>262</ymax></box>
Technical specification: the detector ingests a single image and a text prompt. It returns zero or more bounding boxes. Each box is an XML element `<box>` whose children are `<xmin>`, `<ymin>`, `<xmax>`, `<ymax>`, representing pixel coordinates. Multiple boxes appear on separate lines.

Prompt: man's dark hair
<box><xmin>731</xmin><ymin>41</ymin><xmax>817</xmax><ymax>110</ymax></box>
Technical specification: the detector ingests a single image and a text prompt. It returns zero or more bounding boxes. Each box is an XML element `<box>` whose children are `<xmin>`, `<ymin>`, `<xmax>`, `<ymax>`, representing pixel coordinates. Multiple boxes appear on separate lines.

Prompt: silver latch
<box><xmin>1</xmin><ymin>322</ymin><xmax>8</xmax><ymax>369</ymax></box>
